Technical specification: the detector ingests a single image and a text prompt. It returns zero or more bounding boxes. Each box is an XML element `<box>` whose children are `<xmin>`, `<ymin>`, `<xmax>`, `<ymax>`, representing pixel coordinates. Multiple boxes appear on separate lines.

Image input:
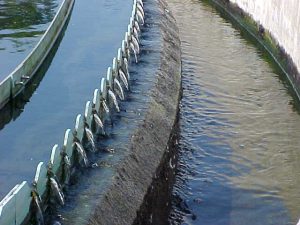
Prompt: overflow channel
<box><xmin>166</xmin><ymin>0</ymin><xmax>300</xmax><ymax>224</ymax></box>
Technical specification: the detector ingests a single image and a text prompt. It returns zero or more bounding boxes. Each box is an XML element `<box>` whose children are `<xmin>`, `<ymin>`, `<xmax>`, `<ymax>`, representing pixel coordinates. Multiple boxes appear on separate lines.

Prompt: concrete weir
<box><xmin>87</xmin><ymin>0</ymin><xmax>181</xmax><ymax>224</ymax></box>
<box><xmin>0</xmin><ymin>0</ymin><xmax>181</xmax><ymax>223</ymax></box>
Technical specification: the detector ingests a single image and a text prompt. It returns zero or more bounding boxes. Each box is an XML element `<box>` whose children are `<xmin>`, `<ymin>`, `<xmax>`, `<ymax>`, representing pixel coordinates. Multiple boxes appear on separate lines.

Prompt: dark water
<box><xmin>168</xmin><ymin>0</ymin><xmax>300</xmax><ymax>224</ymax></box>
<box><xmin>0</xmin><ymin>0</ymin><xmax>132</xmax><ymax>199</ymax></box>
<box><xmin>0</xmin><ymin>0</ymin><xmax>62</xmax><ymax>79</ymax></box>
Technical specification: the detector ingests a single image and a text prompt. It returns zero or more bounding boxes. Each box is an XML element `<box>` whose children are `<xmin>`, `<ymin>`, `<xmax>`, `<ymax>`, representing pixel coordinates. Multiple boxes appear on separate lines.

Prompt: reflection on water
<box><xmin>168</xmin><ymin>0</ymin><xmax>300</xmax><ymax>224</ymax></box>
<box><xmin>52</xmin><ymin>5</ymin><xmax>161</xmax><ymax>222</ymax></box>
<box><xmin>0</xmin><ymin>0</ymin><xmax>62</xmax><ymax>79</ymax></box>
<box><xmin>0</xmin><ymin>14</ymin><xmax>67</xmax><ymax>131</ymax></box>
<box><xmin>0</xmin><ymin>0</ymin><xmax>132</xmax><ymax>201</ymax></box>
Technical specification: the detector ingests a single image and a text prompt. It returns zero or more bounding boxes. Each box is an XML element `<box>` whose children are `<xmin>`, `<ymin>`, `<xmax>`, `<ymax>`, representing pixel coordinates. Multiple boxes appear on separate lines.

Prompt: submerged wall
<box><xmin>229</xmin><ymin>0</ymin><xmax>300</xmax><ymax>74</ymax></box>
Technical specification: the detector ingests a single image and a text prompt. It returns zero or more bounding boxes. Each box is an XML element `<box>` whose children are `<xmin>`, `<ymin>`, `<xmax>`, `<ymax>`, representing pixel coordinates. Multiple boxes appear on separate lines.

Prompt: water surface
<box><xmin>168</xmin><ymin>0</ymin><xmax>300</xmax><ymax>224</ymax></box>
<box><xmin>52</xmin><ymin>2</ymin><xmax>161</xmax><ymax>223</ymax></box>
<box><xmin>0</xmin><ymin>0</ymin><xmax>132</xmax><ymax>199</ymax></box>
<box><xmin>0</xmin><ymin>0</ymin><xmax>62</xmax><ymax>79</ymax></box>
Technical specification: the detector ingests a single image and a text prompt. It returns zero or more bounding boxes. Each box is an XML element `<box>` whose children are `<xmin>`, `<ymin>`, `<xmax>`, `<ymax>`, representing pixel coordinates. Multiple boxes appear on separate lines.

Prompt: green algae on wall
<box><xmin>204</xmin><ymin>0</ymin><xmax>300</xmax><ymax>101</ymax></box>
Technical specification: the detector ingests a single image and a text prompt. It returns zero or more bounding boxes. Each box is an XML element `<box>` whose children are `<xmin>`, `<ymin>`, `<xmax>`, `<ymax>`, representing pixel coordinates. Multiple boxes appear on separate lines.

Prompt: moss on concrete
<box><xmin>87</xmin><ymin>0</ymin><xmax>181</xmax><ymax>224</ymax></box>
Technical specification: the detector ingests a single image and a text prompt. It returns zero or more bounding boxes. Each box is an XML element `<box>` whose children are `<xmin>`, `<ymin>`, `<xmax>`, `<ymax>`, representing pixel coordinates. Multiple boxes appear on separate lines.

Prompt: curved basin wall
<box><xmin>0</xmin><ymin>0</ymin><xmax>74</xmax><ymax>108</ymax></box>
<box><xmin>229</xmin><ymin>0</ymin><xmax>300</xmax><ymax>73</ymax></box>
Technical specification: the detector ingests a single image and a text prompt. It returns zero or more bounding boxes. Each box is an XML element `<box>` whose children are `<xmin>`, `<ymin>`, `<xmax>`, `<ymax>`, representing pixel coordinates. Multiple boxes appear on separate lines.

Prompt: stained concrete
<box><xmin>229</xmin><ymin>0</ymin><xmax>300</xmax><ymax>74</ymax></box>
<box><xmin>206</xmin><ymin>0</ymin><xmax>300</xmax><ymax>99</ymax></box>
<box><xmin>87</xmin><ymin>0</ymin><xmax>181</xmax><ymax>224</ymax></box>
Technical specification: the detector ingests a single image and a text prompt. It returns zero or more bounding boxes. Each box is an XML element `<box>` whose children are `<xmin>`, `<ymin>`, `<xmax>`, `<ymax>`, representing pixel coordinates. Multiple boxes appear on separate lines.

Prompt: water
<box><xmin>124</xmin><ymin>57</ymin><xmax>130</xmax><ymax>78</ymax></box>
<box><xmin>167</xmin><ymin>0</ymin><xmax>300</xmax><ymax>224</ymax></box>
<box><xmin>135</xmin><ymin>21</ymin><xmax>141</xmax><ymax>33</ymax></box>
<box><xmin>119</xmin><ymin>69</ymin><xmax>129</xmax><ymax>90</ymax></box>
<box><xmin>114</xmin><ymin>78</ymin><xmax>125</xmax><ymax>100</ymax></box>
<box><xmin>0</xmin><ymin>0</ymin><xmax>62</xmax><ymax>80</ymax></box>
<box><xmin>50</xmin><ymin>177</ymin><xmax>65</xmax><ymax>206</ymax></box>
<box><xmin>32</xmin><ymin>190</ymin><xmax>44</xmax><ymax>225</ymax></box>
<box><xmin>130</xmin><ymin>42</ymin><xmax>138</xmax><ymax>63</ymax></box>
<box><xmin>0</xmin><ymin>0</ymin><xmax>132</xmax><ymax>199</ymax></box>
<box><xmin>93</xmin><ymin>113</ymin><xmax>104</xmax><ymax>131</ymax></box>
<box><xmin>63</xmin><ymin>155</ymin><xmax>71</xmax><ymax>184</ymax></box>
<box><xmin>102</xmin><ymin>100</ymin><xmax>110</xmax><ymax>114</ymax></box>
<box><xmin>108</xmin><ymin>89</ymin><xmax>120</xmax><ymax>112</ymax></box>
<box><xmin>137</xmin><ymin>10</ymin><xmax>145</xmax><ymax>25</ymax></box>
<box><xmin>85</xmin><ymin>127</ymin><xmax>96</xmax><ymax>152</ymax></box>
<box><xmin>53</xmin><ymin>1</ymin><xmax>162</xmax><ymax>222</ymax></box>
<box><xmin>132</xmin><ymin>35</ymin><xmax>140</xmax><ymax>53</ymax></box>
<box><xmin>74</xmin><ymin>141</ymin><xmax>89</xmax><ymax>167</ymax></box>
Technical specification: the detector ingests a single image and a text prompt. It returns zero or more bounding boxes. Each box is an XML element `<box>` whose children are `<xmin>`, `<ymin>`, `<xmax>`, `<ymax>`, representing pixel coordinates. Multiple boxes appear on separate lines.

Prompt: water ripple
<box><xmin>168</xmin><ymin>0</ymin><xmax>300</xmax><ymax>224</ymax></box>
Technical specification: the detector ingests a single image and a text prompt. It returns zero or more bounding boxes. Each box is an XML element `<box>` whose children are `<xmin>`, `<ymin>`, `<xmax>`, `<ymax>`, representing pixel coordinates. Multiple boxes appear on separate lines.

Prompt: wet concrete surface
<box><xmin>84</xmin><ymin>0</ymin><xmax>181</xmax><ymax>224</ymax></box>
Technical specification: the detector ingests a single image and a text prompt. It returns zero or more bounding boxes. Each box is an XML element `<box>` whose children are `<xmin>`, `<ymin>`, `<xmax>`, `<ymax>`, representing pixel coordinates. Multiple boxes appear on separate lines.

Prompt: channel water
<box><xmin>167</xmin><ymin>0</ymin><xmax>300</xmax><ymax>224</ymax></box>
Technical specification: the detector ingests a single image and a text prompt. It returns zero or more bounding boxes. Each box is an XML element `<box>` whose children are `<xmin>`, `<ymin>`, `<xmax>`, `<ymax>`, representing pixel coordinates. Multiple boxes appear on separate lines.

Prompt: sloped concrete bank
<box><xmin>205</xmin><ymin>0</ymin><xmax>300</xmax><ymax>99</ymax></box>
<box><xmin>88</xmin><ymin>0</ymin><xmax>181</xmax><ymax>224</ymax></box>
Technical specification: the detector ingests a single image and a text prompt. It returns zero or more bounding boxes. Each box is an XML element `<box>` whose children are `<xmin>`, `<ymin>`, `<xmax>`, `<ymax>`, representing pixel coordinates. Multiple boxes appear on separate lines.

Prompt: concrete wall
<box><xmin>88</xmin><ymin>0</ymin><xmax>181</xmax><ymax>224</ymax></box>
<box><xmin>230</xmin><ymin>0</ymin><xmax>300</xmax><ymax>73</ymax></box>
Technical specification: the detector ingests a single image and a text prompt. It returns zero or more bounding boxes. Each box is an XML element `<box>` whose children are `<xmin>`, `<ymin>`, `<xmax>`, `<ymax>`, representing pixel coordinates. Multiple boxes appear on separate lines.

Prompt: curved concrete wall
<box><xmin>88</xmin><ymin>0</ymin><xmax>181</xmax><ymax>224</ymax></box>
<box><xmin>0</xmin><ymin>0</ymin><xmax>74</xmax><ymax>108</ymax></box>
<box><xmin>229</xmin><ymin>0</ymin><xmax>300</xmax><ymax>74</ymax></box>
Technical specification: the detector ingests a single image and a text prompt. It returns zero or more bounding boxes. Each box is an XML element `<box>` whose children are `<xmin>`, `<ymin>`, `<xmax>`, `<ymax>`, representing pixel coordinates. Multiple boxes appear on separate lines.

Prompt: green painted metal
<box><xmin>0</xmin><ymin>184</ymin><xmax>19</xmax><ymax>225</ymax></box>
<box><xmin>112</xmin><ymin>58</ymin><xmax>119</xmax><ymax>79</ymax></box>
<box><xmin>93</xmin><ymin>89</ymin><xmax>101</xmax><ymax>115</ymax></box>
<box><xmin>84</xmin><ymin>101</ymin><xmax>93</xmax><ymax>128</ymax></box>
<box><xmin>106</xmin><ymin>67</ymin><xmax>113</xmax><ymax>90</ymax></box>
<box><xmin>49</xmin><ymin>144</ymin><xmax>62</xmax><ymax>175</ymax></box>
<box><xmin>33</xmin><ymin>162</ymin><xmax>48</xmax><ymax>198</ymax></box>
<box><xmin>100</xmin><ymin>78</ymin><xmax>108</xmax><ymax>101</ymax></box>
<box><xmin>14</xmin><ymin>181</ymin><xmax>31</xmax><ymax>225</ymax></box>
<box><xmin>75</xmin><ymin>114</ymin><xmax>85</xmax><ymax>143</ymax></box>
<box><xmin>63</xmin><ymin>129</ymin><xmax>74</xmax><ymax>159</ymax></box>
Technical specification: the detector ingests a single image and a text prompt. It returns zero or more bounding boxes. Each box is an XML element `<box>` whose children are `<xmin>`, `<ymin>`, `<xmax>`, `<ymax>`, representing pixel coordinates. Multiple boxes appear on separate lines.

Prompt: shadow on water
<box><xmin>0</xmin><ymin>11</ymin><xmax>70</xmax><ymax>131</ymax></box>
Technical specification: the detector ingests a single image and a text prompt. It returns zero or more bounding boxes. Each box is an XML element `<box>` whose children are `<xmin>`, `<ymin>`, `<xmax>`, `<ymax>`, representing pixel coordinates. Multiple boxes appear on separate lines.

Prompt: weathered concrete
<box><xmin>230</xmin><ymin>0</ymin><xmax>300</xmax><ymax>74</ymax></box>
<box><xmin>87</xmin><ymin>0</ymin><xmax>181</xmax><ymax>224</ymax></box>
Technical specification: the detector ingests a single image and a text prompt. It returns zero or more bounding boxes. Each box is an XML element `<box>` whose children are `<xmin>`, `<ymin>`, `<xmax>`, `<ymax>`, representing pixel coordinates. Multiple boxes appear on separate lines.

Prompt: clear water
<box><xmin>0</xmin><ymin>0</ymin><xmax>63</xmax><ymax>79</ymax></box>
<box><xmin>0</xmin><ymin>0</ymin><xmax>133</xmax><ymax>199</ymax></box>
<box><xmin>168</xmin><ymin>0</ymin><xmax>300</xmax><ymax>224</ymax></box>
